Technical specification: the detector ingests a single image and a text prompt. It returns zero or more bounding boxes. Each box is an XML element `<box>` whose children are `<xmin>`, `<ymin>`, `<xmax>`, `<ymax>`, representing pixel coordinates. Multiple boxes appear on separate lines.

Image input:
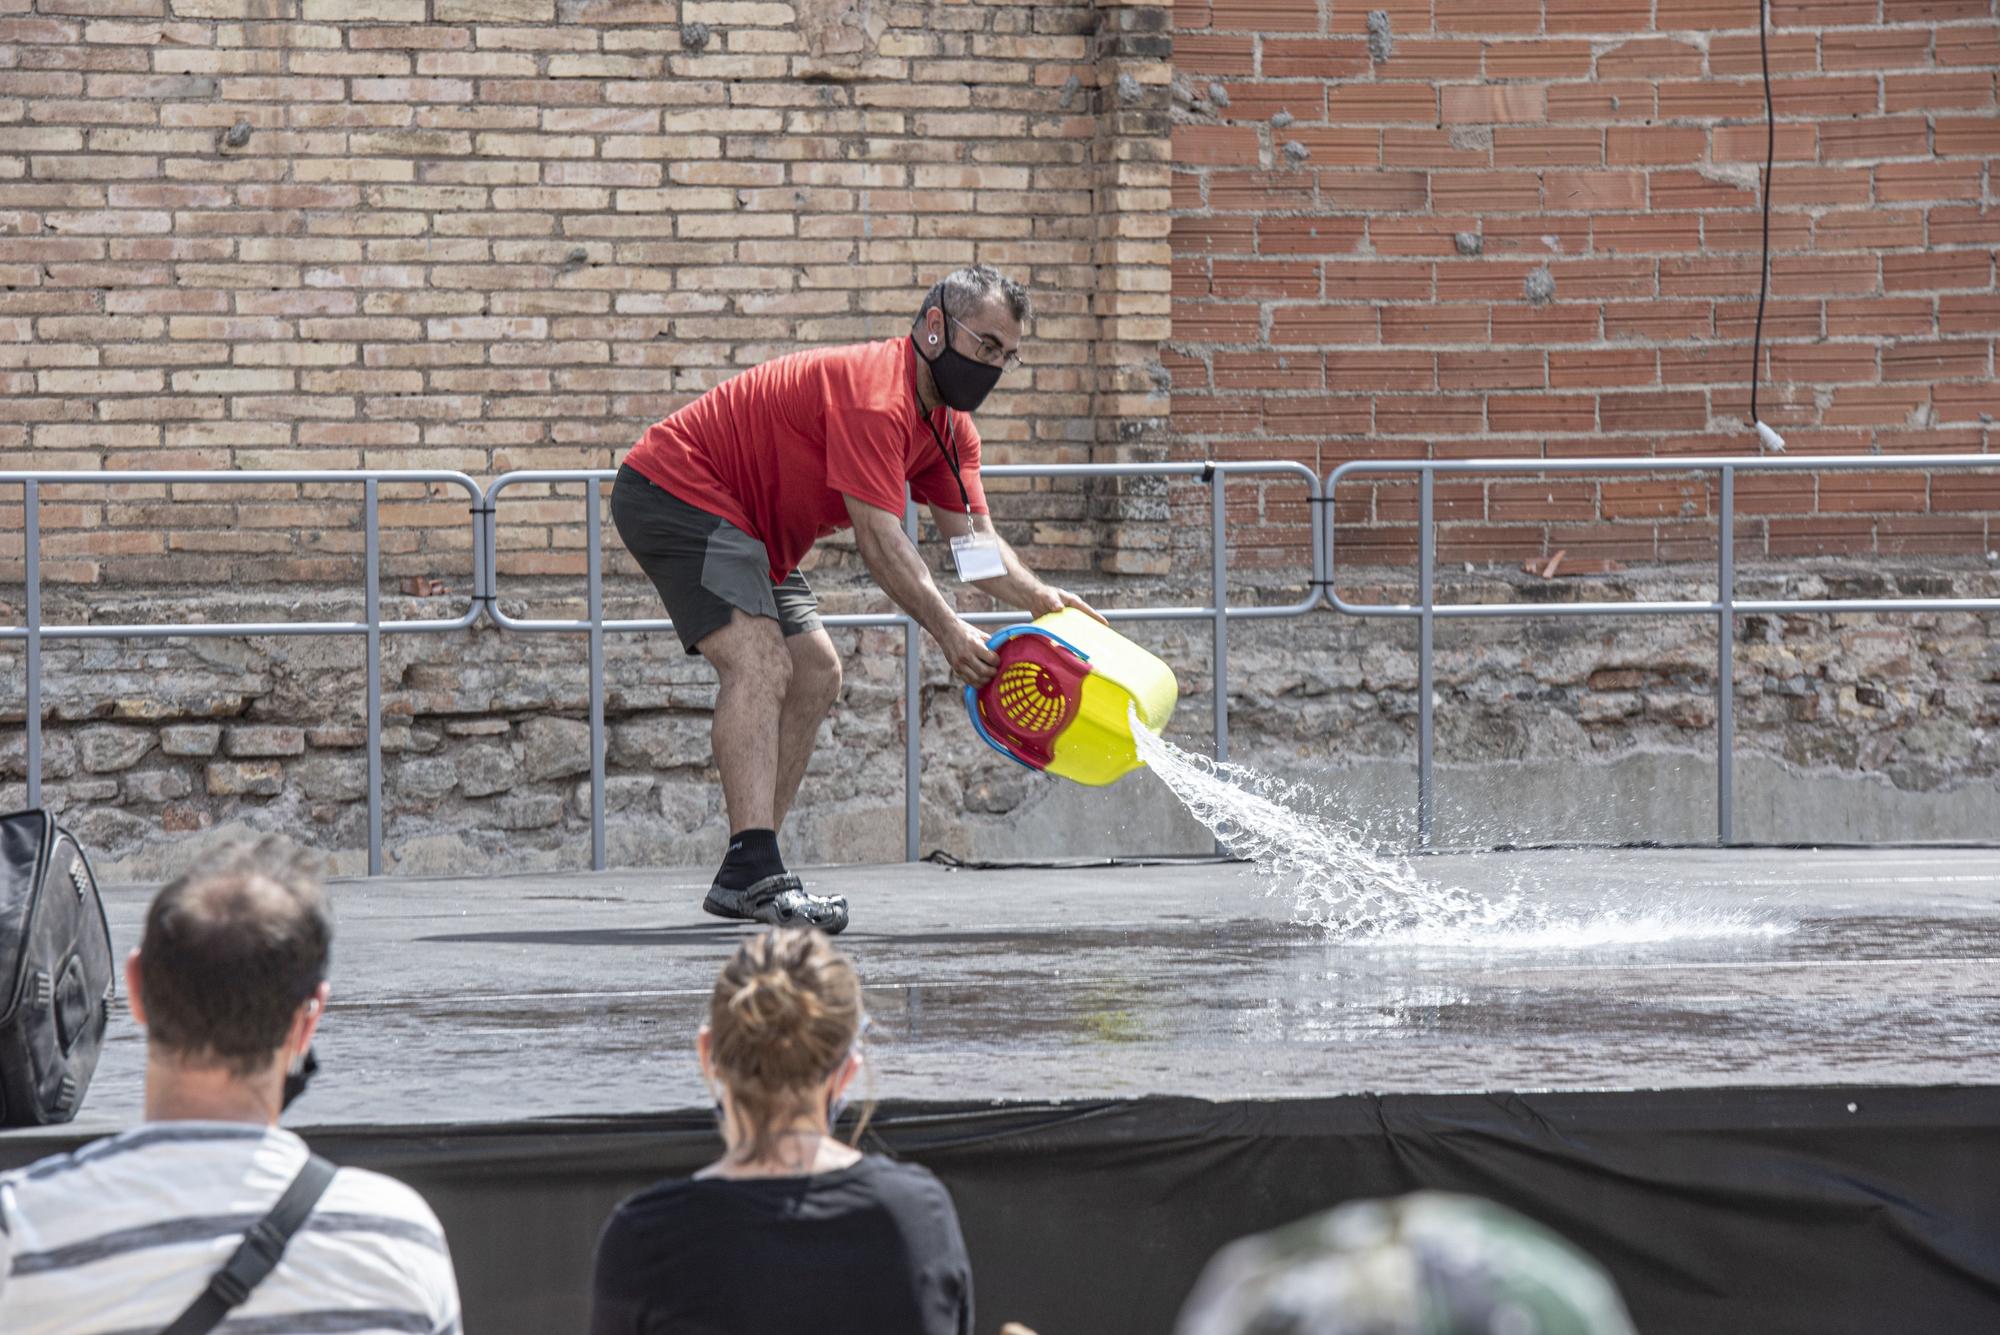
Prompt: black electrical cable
<box><xmin>923</xmin><ymin>850</ymin><xmax>1246</xmax><ymax>871</ymax></box>
<box><xmin>1748</xmin><ymin>0</ymin><xmax>1775</xmax><ymax>430</ymax></box>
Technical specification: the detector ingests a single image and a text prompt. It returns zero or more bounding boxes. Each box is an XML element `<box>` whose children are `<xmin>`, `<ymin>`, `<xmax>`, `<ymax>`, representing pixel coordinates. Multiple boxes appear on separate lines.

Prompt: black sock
<box><xmin>716</xmin><ymin>828</ymin><xmax>784</xmax><ymax>891</ymax></box>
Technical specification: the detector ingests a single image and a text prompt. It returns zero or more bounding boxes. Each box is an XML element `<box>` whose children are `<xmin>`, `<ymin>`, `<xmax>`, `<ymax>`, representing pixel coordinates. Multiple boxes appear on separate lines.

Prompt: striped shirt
<box><xmin>0</xmin><ymin>1121</ymin><xmax>461</xmax><ymax>1335</ymax></box>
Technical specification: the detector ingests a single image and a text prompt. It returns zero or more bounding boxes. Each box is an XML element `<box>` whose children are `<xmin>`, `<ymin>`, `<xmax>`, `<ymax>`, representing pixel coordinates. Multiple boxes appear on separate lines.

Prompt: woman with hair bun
<box><xmin>589</xmin><ymin>928</ymin><xmax>975</xmax><ymax>1335</ymax></box>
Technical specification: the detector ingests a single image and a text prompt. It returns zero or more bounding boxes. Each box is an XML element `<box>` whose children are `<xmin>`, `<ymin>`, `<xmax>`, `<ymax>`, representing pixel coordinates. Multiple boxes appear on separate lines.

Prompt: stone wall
<box><xmin>5</xmin><ymin>560</ymin><xmax>1996</xmax><ymax>880</ymax></box>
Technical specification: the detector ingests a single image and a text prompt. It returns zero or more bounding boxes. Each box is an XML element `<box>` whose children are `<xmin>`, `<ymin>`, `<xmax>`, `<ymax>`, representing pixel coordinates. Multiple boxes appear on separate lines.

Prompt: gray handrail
<box><xmin>483</xmin><ymin>461</ymin><xmax>1324</xmax><ymax>864</ymax></box>
<box><xmin>3</xmin><ymin>462</ymin><xmax>1323</xmax><ymax>875</ymax></box>
<box><xmin>6</xmin><ymin>453</ymin><xmax>1992</xmax><ymax>874</ymax></box>
<box><xmin>1</xmin><ymin>470</ymin><xmax>485</xmax><ymax>876</ymax></box>
<box><xmin>1325</xmin><ymin>453</ymin><xmax>2000</xmax><ymax>848</ymax></box>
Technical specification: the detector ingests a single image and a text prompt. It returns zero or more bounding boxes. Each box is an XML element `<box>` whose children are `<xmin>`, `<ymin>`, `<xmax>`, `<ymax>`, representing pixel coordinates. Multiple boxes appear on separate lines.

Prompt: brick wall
<box><xmin>1169</xmin><ymin>0</ymin><xmax>2000</xmax><ymax>573</ymax></box>
<box><xmin>4</xmin><ymin>0</ymin><xmax>1998</xmax><ymax>600</ymax></box>
<box><xmin>0</xmin><ymin>0</ymin><xmax>1173</xmax><ymax>588</ymax></box>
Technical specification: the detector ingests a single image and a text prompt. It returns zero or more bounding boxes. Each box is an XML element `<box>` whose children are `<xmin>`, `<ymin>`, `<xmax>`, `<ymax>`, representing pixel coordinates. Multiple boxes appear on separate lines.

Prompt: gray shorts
<box><xmin>610</xmin><ymin>464</ymin><xmax>823</xmax><ymax>656</ymax></box>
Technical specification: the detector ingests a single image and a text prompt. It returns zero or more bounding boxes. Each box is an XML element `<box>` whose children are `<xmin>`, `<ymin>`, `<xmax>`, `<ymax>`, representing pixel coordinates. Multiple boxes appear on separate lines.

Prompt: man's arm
<box><xmin>846</xmin><ymin>496</ymin><xmax>999</xmax><ymax>686</ymax></box>
<box><xmin>928</xmin><ymin>505</ymin><xmax>1106</xmax><ymax>624</ymax></box>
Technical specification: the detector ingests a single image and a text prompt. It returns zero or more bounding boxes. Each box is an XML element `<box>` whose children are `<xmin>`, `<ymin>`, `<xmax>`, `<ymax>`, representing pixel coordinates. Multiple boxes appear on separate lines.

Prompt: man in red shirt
<box><xmin>612</xmin><ymin>265</ymin><xmax>1100</xmax><ymax>933</ymax></box>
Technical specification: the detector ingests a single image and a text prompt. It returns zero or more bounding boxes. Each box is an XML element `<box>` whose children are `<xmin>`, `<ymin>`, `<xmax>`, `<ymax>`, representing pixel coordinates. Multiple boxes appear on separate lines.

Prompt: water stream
<box><xmin>1131</xmin><ymin>710</ymin><xmax>1790</xmax><ymax>946</ymax></box>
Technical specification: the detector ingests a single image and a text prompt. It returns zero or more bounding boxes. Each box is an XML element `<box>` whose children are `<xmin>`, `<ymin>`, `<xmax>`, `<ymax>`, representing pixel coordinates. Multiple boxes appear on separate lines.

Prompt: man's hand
<box><xmin>941</xmin><ymin>620</ymin><xmax>999</xmax><ymax>686</ymax></box>
<box><xmin>1026</xmin><ymin>584</ymin><xmax>1109</xmax><ymax>626</ymax></box>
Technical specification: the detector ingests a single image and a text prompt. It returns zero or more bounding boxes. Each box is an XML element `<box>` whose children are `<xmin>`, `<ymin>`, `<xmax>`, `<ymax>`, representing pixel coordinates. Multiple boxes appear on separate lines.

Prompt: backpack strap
<box><xmin>160</xmin><ymin>1153</ymin><xmax>338</xmax><ymax>1335</ymax></box>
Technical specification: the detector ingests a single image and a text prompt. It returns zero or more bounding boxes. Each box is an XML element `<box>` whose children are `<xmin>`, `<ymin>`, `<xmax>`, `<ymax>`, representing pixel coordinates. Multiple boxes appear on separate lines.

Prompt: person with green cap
<box><xmin>1176</xmin><ymin>1193</ymin><xmax>1639</xmax><ymax>1335</ymax></box>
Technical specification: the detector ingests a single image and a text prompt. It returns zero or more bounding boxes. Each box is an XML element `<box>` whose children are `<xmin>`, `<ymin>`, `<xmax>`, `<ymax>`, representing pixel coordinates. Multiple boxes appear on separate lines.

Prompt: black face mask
<box><xmin>282</xmin><ymin>1046</ymin><xmax>319</xmax><ymax>1112</ymax></box>
<box><xmin>918</xmin><ymin>312</ymin><xmax>1003</xmax><ymax>413</ymax></box>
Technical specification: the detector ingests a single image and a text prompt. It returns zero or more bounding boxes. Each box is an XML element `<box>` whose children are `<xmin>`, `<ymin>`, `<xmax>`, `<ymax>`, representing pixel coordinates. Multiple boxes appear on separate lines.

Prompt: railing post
<box><xmin>1417</xmin><ymin>469</ymin><xmax>1435</xmax><ymax>850</ymax></box>
<box><xmin>1325</xmin><ymin>471</ymin><xmax>1341</xmax><ymax>613</ymax></box>
<box><xmin>1718</xmin><ymin>466</ymin><xmax>1736</xmax><ymax>846</ymax></box>
<box><xmin>470</xmin><ymin>483</ymin><xmax>492</xmax><ymax>626</ymax></box>
<box><xmin>24</xmin><ymin>480</ymin><xmax>41</xmax><ymax>810</ymax></box>
<box><xmin>587</xmin><ymin>485</ymin><xmax>607</xmax><ymax>872</ymax></box>
<box><xmin>1312</xmin><ymin>473</ymin><xmax>1331</xmax><ymax>610</ymax></box>
<box><xmin>1210</xmin><ymin>467</ymin><xmax>1229</xmax><ymax>765</ymax></box>
<box><xmin>904</xmin><ymin>498</ymin><xmax>921</xmax><ymax>862</ymax></box>
<box><xmin>364</xmin><ymin>479</ymin><xmax>383</xmax><ymax>877</ymax></box>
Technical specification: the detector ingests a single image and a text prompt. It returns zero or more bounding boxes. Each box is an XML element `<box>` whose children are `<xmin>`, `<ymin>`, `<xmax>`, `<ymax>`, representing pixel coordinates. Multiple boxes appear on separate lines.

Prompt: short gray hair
<box><xmin>916</xmin><ymin>264</ymin><xmax>1030</xmax><ymax>327</ymax></box>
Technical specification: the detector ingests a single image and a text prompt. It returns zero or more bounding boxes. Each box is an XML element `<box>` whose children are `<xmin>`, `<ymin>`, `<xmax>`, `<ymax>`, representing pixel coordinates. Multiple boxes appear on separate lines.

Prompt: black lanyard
<box><xmin>910</xmin><ymin>339</ymin><xmax>972</xmax><ymax>514</ymax></box>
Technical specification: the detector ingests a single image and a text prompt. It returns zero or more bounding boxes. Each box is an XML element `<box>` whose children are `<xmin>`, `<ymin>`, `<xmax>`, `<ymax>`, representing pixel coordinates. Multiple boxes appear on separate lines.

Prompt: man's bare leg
<box><xmin>772</xmin><ymin>629</ymin><xmax>842</xmax><ymax>830</ymax></box>
<box><xmin>693</xmin><ymin>612</ymin><xmax>850</xmax><ymax>932</ymax></box>
<box><xmin>695</xmin><ymin>610</ymin><xmax>790</xmax><ymax>835</ymax></box>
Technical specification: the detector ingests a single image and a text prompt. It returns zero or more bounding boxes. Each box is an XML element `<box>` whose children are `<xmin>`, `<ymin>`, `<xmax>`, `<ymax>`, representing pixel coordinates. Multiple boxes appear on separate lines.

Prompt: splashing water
<box><xmin>1130</xmin><ymin>709</ymin><xmax>1504</xmax><ymax>937</ymax></box>
<box><xmin>1130</xmin><ymin>708</ymin><xmax>1789</xmax><ymax>946</ymax></box>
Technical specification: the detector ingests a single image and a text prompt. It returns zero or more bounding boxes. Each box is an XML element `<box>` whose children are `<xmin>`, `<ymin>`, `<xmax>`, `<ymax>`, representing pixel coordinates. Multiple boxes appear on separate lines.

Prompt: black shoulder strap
<box><xmin>160</xmin><ymin>1153</ymin><xmax>338</xmax><ymax>1335</ymax></box>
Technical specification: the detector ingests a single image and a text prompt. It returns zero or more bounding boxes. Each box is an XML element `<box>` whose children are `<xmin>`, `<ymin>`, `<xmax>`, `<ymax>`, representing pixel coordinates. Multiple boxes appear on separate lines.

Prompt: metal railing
<box><xmin>2</xmin><ymin>462</ymin><xmax>1324</xmax><ymax>873</ymax></box>
<box><xmin>5</xmin><ymin>454</ymin><xmax>1994</xmax><ymax>870</ymax></box>
<box><xmin>484</xmin><ymin>462</ymin><xmax>1323</xmax><ymax>867</ymax></box>
<box><xmin>0</xmin><ymin>471</ymin><xmax>484</xmax><ymax>875</ymax></box>
<box><xmin>1325</xmin><ymin>454</ymin><xmax>2000</xmax><ymax>848</ymax></box>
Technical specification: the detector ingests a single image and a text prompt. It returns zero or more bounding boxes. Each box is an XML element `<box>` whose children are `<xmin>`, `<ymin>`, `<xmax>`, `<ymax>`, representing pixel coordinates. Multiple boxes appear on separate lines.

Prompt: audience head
<box><xmin>1176</xmin><ymin>1193</ymin><xmax>1637</xmax><ymax>1335</ymax></box>
<box><xmin>129</xmin><ymin>836</ymin><xmax>331</xmax><ymax>1087</ymax></box>
<box><xmin>700</xmin><ymin>928</ymin><xmax>868</xmax><ymax>1162</ymax></box>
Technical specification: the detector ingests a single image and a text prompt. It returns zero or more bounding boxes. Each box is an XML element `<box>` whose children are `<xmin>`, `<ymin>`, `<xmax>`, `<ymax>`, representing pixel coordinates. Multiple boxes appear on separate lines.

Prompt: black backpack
<box><xmin>0</xmin><ymin>808</ymin><xmax>115</xmax><ymax>1125</ymax></box>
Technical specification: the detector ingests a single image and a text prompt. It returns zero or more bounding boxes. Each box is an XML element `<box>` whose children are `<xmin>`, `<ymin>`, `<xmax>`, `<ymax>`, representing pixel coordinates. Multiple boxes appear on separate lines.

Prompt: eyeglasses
<box><xmin>946</xmin><ymin>311</ymin><xmax>1023</xmax><ymax>372</ymax></box>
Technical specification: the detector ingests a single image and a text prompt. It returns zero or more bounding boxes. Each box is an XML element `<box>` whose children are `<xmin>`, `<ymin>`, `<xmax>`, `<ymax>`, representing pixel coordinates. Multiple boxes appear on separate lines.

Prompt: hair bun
<box><xmin>709</xmin><ymin>928</ymin><xmax>862</xmax><ymax>1121</ymax></box>
<box><xmin>727</xmin><ymin>964</ymin><xmax>826</xmax><ymax>1044</ymax></box>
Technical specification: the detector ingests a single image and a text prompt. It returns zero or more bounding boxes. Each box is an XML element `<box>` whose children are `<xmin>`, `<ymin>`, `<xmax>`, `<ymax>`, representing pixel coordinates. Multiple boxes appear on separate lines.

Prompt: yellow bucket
<box><xmin>963</xmin><ymin>608</ymin><xmax>1178</xmax><ymax>786</ymax></box>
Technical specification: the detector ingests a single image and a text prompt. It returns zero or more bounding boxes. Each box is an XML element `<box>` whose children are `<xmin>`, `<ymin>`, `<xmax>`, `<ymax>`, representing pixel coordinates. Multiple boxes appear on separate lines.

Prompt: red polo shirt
<box><xmin>622</xmin><ymin>337</ymin><xmax>988</xmax><ymax>583</ymax></box>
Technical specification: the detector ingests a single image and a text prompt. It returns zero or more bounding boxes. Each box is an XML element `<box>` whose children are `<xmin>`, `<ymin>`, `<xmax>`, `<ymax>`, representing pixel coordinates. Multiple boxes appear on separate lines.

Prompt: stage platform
<box><xmin>7</xmin><ymin>848</ymin><xmax>2000</xmax><ymax>1333</ymax></box>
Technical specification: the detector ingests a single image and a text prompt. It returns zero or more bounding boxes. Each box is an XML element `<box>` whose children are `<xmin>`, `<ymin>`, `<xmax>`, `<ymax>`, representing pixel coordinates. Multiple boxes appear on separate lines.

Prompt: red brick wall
<box><xmin>1170</xmin><ymin>0</ymin><xmax>2000</xmax><ymax>571</ymax></box>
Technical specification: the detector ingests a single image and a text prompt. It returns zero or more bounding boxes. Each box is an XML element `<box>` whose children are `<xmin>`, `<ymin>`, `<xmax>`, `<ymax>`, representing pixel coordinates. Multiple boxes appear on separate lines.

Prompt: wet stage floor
<box><xmin>52</xmin><ymin>847</ymin><xmax>2000</xmax><ymax>1132</ymax></box>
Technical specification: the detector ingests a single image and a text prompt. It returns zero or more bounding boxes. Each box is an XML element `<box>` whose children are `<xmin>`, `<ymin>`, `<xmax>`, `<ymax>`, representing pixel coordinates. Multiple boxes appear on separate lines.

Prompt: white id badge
<box><xmin>950</xmin><ymin>532</ymin><xmax>1008</xmax><ymax>582</ymax></box>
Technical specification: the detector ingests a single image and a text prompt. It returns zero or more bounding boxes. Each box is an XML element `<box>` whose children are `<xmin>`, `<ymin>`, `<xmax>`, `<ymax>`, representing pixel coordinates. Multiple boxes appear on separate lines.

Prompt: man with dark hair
<box><xmin>613</xmin><ymin>264</ymin><xmax>1101</xmax><ymax>934</ymax></box>
<box><xmin>0</xmin><ymin>838</ymin><xmax>461</xmax><ymax>1334</ymax></box>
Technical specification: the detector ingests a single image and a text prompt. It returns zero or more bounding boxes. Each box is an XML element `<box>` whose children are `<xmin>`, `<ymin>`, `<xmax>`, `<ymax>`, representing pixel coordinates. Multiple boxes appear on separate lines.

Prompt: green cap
<box><xmin>1176</xmin><ymin>1193</ymin><xmax>1639</xmax><ymax>1335</ymax></box>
